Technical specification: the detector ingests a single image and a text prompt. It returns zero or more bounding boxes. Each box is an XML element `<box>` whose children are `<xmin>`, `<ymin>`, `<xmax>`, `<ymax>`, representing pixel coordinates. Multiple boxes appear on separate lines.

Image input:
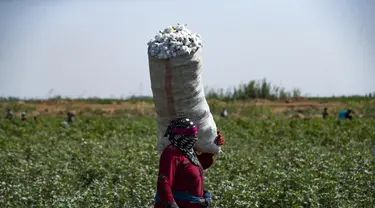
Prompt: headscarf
<box><xmin>164</xmin><ymin>118</ymin><xmax>200</xmax><ymax>166</ymax></box>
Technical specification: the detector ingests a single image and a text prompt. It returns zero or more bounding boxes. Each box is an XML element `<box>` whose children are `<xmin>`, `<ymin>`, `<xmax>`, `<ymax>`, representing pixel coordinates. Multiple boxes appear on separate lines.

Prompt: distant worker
<box><xmin>34</xmin><ymin>116</ymin><xmax>39</xmax><ymax>124</ymax></box>
<box><xmin>322</xmin><ymin>108</ymin><xmax>328</xmax><ymax>119</ymax></box>
<box><xmin>62</xmin><ymin>112</ymin><xmax>75</xmax><ymax>126</ymax></box>
<box><xmin>67</xmin><ymin>112</ymin><xmax>75</xmax><ymax>123</ymax></box>
<box><xmin>21</xmin><ymin>112</ymin><xmax>27</xmax><ymax>121</ymax></box>
<box><xmin>338</xmin><ymin>108</ymin><xmax>353</xmax><ymax>120</ymax></box>
<box><xmin>5</xmin><ymin>109</ymin><xmax>13</xmax><ymax>120</ymax></box>
<box><xmin>220</xmin><ymin>108</ymin><xmax>228</xmax><ymax>118</ymax></box>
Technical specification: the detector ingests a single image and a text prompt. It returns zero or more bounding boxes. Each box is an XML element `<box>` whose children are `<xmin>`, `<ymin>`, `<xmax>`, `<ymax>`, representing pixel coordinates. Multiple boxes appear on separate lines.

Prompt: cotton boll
<box><xmin>155</xmin><ymin>33</ymin><xmax>162</xmax><ymax>41</ymax></box>
<box><xmin>164</xmin><ymin>33</ymin><xmax>171</xmax><ymax>39</ymax></box>
<box><xmin>169</xmin><ymin>33</ymin><xmax>177</xmax><ymax>40</ymax></box>
<box><xmin>176</xmin><ymin>24</ymin><xmax>184</xmax><ymax>31</ymax></box>
<box><xmin>182</xmin><ymin>38</ymin><xmax>188</xmax><ymax>45</ymax></box>
<box><xmin>147</xmin><ymin>40</ymin><xmax>153</xmax><ymax>46</ymax></box>
<box><xmin>164</xmin><ymin>26</ymin><xmax>173</xmax><ymax>33</ymax></box>
<box><xmin>147</xmin><ymin>24</ymin><xmax>203</xmax><ymax>59</ymax></box>
<box><xmin>169</xmin><ymin>41</ymin><xmax>178</xmax><ymax>46</ymax></box>
<box><xmin>175</xmin><ymin>35</ymin><xmax>182</xmax><ymax>41</ymax></box>
<box><xmin>190</xmin><ymin>37</ymin><xmax>196</xmax><ymax>44</ymax></box>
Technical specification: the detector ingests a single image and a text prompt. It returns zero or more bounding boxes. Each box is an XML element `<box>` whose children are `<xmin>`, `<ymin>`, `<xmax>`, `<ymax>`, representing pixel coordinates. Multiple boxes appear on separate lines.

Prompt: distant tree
<box><xmin>204</xmin><ymin>78</ymin><xmax>300</xmax><ymax>100</ymax></box>
<box><xmin>260</xmin><ymin>79</ymin><xmax>271</xmax><ymax>99</ymax></box>
<box><xmin>279</xmin><ymin>88</ymin><xmax>288</xmax><ymax>99</ymax></box>
<box><xmin>246</xmin><ymin>80</ymin><xmax>257</xmax><ymax>98</ymax></box>
<box><xmin>293</xmin><ymin>88</ymin><xmax>301</xmax><ymax>98</ymax></box>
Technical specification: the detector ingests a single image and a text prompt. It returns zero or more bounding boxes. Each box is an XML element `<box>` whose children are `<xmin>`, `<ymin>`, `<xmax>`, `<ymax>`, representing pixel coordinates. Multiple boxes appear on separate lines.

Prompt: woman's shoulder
<box><xmin>161</xmin><ymin>144</ymin><xmax>184</xmax><ymax>157</ymax></box>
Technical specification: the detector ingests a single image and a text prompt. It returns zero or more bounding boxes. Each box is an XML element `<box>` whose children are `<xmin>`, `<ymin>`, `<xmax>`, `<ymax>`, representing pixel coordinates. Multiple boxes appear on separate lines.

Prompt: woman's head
<box><xmin>164</xmin><ymin>117</ymin><xmax>200</xmax><ymax>165</ymax></box>
<box><xmin>165</xmin><ymin>117</ymin><xmax>198</xmax><ymax>151</ymax></box>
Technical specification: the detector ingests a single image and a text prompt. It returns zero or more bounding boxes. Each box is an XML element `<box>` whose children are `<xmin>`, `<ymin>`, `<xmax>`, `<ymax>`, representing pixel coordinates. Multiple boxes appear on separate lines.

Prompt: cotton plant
<box><xmin>147</xmin><ymin>24</ymin><xmax>203</xmax><ymax>59</ymax></box>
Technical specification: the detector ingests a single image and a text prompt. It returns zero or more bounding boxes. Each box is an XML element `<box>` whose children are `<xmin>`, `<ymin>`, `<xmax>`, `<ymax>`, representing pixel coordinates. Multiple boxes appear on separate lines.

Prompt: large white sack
<box><xmin>148</xmin><ymin>49</ymin><xmax>220</xmax><ymax>154</ymax></box>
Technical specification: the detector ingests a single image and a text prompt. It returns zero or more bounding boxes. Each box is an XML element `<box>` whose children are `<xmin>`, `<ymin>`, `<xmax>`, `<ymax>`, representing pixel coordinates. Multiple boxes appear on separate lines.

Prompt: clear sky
<box><xmin>0</xmin><ymin>0</ymin><xmax>374</xmax><ymax>99</ymax></box>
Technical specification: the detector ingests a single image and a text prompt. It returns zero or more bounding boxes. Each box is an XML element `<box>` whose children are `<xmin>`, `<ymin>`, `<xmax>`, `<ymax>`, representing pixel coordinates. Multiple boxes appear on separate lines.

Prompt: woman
<box><xmin>154</xmin><ymin>118</ymin><xmax>224</xmax><ymax>208</ymax></box>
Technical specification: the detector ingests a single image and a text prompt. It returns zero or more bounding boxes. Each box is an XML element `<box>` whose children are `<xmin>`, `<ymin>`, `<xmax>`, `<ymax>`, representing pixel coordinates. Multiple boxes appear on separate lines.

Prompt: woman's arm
<box><xmin>197</xmin><ymin>153</ymin><xmax>215</xmax><ymax>169</ymax></box>
<box><xmin>157</xmin><ymin>148</ymin><xmax>180</xmax><ymax>207</ymax></box>
<box><xmin>197</xmin><ymin>130</ymin><xmax>225</xmax><ymax>170</ymax></box>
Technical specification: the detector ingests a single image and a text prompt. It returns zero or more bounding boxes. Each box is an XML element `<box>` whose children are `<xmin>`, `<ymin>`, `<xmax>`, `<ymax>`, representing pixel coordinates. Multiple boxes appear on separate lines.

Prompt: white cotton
<box><xmin>155</xmin><ymin>33</ymin><xmax>162</xmax><ymax>42</ymax></box>
<box><xmin>61</xmin><ymin>121</ymin><xmax>69</xmax><ymax>126</ymax></box>
<box><xmin>147</xmin><ymin>24</ymin><xmax>203</xmax><ymax>59</ymax></box>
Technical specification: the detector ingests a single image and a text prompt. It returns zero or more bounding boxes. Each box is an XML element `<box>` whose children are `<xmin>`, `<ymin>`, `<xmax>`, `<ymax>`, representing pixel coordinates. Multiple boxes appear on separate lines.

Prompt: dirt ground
<box><xmin>9</xmin><ymin>99</ymin><xmax>345</xmax><ymax>117</ymax></box>
<box><xmin>29</xmin><ymin>101</ymin><xmax>155</xmax><ymax>116</ymax></box>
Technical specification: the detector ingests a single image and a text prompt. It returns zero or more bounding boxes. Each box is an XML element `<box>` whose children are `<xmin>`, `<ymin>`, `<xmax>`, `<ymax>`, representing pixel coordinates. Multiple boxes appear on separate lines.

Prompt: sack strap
<box><xmin>164</xmin><ymin>59</ymin><xmax>176</xmax><ymax>117</ymax></box>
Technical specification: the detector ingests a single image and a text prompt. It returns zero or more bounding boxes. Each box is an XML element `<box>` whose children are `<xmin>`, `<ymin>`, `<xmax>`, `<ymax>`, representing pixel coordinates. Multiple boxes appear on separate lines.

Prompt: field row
<box><xmin>1</xmin><ymin>115</ymin><xmax>374</xmax><ymax>207</ymax></box>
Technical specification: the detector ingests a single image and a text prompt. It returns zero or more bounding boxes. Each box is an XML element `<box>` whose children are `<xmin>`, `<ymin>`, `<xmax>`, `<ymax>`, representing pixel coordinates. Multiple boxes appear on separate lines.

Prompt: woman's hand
<box><xmin>196</xmin><ymin>190</ymin><xmax>212</xmax><ymax>207</ymax></box>
<box><xmin>214</xmin><ymin>130</ymin><xmax>224</xmax><ymax>146</ymax></box>
<box><xmin>165</xmin><ymin>201</ymin><xmax>179</xmax><ymax>208</ymax></box>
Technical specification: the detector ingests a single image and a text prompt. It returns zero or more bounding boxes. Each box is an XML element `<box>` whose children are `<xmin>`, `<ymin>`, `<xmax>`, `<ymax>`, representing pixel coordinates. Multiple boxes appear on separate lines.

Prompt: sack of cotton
<box><xmin>147</xmin><ymin>24</ymin><xmax>220</xmax><ymax>154</ymax></box>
